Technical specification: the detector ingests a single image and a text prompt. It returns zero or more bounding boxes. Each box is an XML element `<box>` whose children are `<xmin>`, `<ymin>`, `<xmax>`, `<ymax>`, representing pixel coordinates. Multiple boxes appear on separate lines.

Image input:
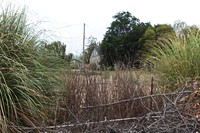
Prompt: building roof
<box><xmin>94</xmin><ymin>45</ymin><xmax>101</xmax><ymax>55</ymax></box>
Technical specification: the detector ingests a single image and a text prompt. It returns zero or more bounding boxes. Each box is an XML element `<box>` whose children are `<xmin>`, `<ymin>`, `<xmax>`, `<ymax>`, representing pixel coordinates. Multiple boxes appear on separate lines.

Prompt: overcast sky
<box><xmin>2</xmin><ymin>0</ymin><xmax>200</xmax><ymax>55</ymax></box>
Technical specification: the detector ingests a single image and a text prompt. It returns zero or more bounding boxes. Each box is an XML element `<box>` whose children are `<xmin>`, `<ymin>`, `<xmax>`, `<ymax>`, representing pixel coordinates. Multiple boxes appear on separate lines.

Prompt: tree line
<box><xmin>49</xmin><ymin>11</ymin><xmax>191</xmax><ymax>69</ymax></box>
<box><xmin>83</xmin><ymin>11</ymin><xmax>190</xmax><ymax>68</ymax></box>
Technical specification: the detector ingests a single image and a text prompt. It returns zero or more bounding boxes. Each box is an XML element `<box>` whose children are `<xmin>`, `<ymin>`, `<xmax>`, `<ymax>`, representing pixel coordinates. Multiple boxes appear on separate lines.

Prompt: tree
<box><xmin>66</xmin><ymin>53</ymin><xmax>73</xmax><ymax>63</ymax></box>
<box><xmin>41</xmin><ymin>41</ymin><xmax>69</xmax><ymax>69</ymax></box>
<box><xmin>104</xmin><ymin>11</ymin><xmax>139</xmax><ymax>37</ymax></box>
<box><xmin>100</xmin><ymin>11</ymin><xmax>150</xmax><ymax>67</ymax></box>
<box><xmin>142</xmin><ymin>27</ymin><xmax>156</xmax><ymax>41</ymax></box>
<box><xmin>141</xmin><ymin>24</ymin><xmax>175</xmax><ymax>54</ymax></box>
<box><xmin>45</xmin><ymin>41</ymin><xmax>66</xmax><ymax>59</ymax></box>
<box><xmin>154</xmin><ymin>24</ymin><xmax>174</xmax><ymax>36</ymax></box>
<box><xmin>173</xmin><ymin>20</ymin><xmax>187</xmax><ymax>35</ymax></box>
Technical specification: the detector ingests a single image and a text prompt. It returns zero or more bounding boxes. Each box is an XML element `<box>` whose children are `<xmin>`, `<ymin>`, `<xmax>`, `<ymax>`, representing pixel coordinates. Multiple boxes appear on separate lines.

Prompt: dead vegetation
<box><xmin>21</xmin><ymin>69</ymin><xmax>200</xmax><ymax>133</ymax></box>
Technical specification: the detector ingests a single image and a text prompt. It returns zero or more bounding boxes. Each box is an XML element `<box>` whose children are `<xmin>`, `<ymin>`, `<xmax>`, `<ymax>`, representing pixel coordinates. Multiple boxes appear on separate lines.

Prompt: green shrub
<box><xmin>147</xmin><ymin>26</ymin><xmax>200</xmax><ymax>91</ymax></box>
<box><xmin>0</xmin><ymin>5</ymin><xmax>65</xmax><ymax>132</ymax></box>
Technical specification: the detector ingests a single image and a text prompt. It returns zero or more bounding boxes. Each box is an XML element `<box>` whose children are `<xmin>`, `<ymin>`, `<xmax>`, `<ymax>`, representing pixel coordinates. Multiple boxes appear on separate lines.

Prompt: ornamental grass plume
<box><xmin>147</xmin><ymin>26</ymin><xmax>200</xmax><ymax>91</ymax></box>
<box><xmin>0</xmin><ymin>5</ymin><xmax>61</xmax><ymax>132</ymax></box>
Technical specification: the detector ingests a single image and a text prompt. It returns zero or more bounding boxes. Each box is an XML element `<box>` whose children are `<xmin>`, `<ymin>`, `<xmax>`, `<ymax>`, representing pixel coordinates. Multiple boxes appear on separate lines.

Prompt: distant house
<box><xmin>90</xmin><ymin>46</ymin><xmax>101</xmax><ymax>66</ymax></box>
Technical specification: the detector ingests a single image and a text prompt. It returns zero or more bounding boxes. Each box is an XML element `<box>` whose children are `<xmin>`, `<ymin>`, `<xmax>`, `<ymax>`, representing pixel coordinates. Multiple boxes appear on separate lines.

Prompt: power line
<box><xmin>54</xmin><ymin>24</ymin><xmax>82</xmax><ymax>29</ymax></box>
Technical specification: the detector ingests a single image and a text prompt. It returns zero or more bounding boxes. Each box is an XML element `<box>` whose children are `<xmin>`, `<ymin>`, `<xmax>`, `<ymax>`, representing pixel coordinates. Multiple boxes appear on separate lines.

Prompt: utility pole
<box><xmin>82</xmin><ymin>23</ymin><xmax>85</xmax><ymax>68</ymax></box>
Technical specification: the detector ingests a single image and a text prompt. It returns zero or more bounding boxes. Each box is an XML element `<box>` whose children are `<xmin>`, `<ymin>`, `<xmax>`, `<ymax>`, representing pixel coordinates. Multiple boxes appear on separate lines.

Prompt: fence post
<box><xmin>150</xmin><ymin>76</ymin><xmax>154</xmax><ymax>110</ymax></box>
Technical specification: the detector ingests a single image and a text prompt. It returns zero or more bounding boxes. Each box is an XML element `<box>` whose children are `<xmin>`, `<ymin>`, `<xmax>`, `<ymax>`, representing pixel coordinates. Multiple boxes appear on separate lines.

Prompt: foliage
<box><xmin>44</xmin><ymin>40</ymin><xmax>74</xmax><ymax>64</ymax></box>
<box><xmin>173</xmin><ymin>20</ymin><xmax>187</xmax><ymax>35</ymax></box>
<box><xmin>66</xmin><ymin>53</ymin><xmax>74</xmax><ymax>63</ymax></box>
<box><xmin>141</xmin><ymin>24</ymin><xmax>175</xmax><ymax>55</ymax></box>
<box><xmin>100</xmin><ymin>11</ymin><xmax>150</xmax><ymax>67</ymax></box>
<box><xmin>154</xmin><ymin>24</ymin><xmax>174</xmax><ymax>36</ymax></box>
<box><xmin>147</xmin><ymin>26</ymin><xmax>200</xmax><ymax>91</ymax></box>
<box><xmin>0</xmin><ymin>5</ymin><xmax>67</xmax><ymax>132</ymax></box>
<box><xmin>45</xmin><ymin>41</ymin><xmax>66</xmax><ymax>59</ymax></box>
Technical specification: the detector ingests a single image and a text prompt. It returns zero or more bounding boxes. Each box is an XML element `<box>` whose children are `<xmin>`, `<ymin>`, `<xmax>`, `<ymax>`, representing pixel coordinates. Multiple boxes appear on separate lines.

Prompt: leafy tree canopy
<box><xmin>141</xmin><ymin>24</ymin><xmax>174</xmax><ymax>43</ymax></box>
<box><xmin>42</xmin><ymin>41</ymin><xmax>73</xmax><ymax>68</ymax></box>
<box><xmin>140</xmin><ymin>24</ymin><xmax>175</xmax><ymax>56</ymax></box>
<box><xmin>45</xmin><ymin>41</ymin><xmax>66</xmax><ymax>59</ymax></box>
<box><xmin>100</xmin><ymin>11</ymin><xmax>150</xmax><ymax>67</ymax></box>
<box><xmin>173</xmin><ymin>20</ymin><xmax>187</xmax><ymax>35</ymax></box>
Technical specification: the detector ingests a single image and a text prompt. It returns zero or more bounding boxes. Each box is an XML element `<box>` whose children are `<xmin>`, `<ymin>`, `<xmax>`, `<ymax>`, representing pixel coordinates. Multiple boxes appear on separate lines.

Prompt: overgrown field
<box><xmin>50</xmin><ymin>69</ymin><xmax>199</xmax><ymax>132</ymax></box>
<box><xmin>1</xmin><ymin>4</ymin><xmax>200</xmax><ymax>133</ymax></box>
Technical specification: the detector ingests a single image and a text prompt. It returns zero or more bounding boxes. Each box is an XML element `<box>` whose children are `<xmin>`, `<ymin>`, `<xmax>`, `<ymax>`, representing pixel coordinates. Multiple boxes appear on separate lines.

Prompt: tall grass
<box><xmin>0</xmin><ymin>5</ymin><xmax>63</xmax><ymax>132</ymax></box>
<box><xmin>147</xmin><ymin>26</ymin><xmax>200</xmax><ymax>91</ymax></box>
<box><xmin>61</xmin><ymin>68</ymin><xmax>152</xmax><ymax>125</ymax></box>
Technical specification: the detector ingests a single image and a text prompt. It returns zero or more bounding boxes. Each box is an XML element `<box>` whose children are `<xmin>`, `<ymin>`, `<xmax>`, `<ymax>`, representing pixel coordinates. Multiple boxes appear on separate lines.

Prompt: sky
<box><xmin>1</xmin><ymin>0</ymin><xmax>200</xmax><ymax>55</ymax></box>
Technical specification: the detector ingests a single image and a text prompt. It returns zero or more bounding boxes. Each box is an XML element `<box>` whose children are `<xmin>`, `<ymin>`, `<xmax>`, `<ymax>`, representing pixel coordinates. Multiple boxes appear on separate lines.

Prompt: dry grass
<box><xmin>57</xmin><ymin>69</ymin><xmax>155</xmax><ymax>123</ymax></box>
<box><xmin>20</xmin><ymin>68</ymin><xmax>200</xmax><ymax>132</ymax></box>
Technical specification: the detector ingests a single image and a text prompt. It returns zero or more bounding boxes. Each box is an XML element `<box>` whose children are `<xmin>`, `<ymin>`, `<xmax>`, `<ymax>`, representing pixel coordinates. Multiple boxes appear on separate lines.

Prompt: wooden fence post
<box><xmin>150</xmin><ymin>76</ymin><xmax>154</xmax><ymax>110</ymax></box>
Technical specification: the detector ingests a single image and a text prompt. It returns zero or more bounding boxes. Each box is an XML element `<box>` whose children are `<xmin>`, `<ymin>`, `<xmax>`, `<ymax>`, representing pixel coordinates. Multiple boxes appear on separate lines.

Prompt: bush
<box><xmin>0</xmin><ymin>5</ymin><xmax>65</xmax><ymax>132</ymax></box>
<box><xmin>147</xmin><ymin>26</ymin><xmax>200</xmax><ymax>91</ymax></box>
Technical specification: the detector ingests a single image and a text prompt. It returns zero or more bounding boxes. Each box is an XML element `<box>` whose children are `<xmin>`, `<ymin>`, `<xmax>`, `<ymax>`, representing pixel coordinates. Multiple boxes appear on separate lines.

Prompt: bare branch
<box><xmin>82</xmin><ymin>91</ymin><xmax>192</xmax><ymax>109</ymax></box>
